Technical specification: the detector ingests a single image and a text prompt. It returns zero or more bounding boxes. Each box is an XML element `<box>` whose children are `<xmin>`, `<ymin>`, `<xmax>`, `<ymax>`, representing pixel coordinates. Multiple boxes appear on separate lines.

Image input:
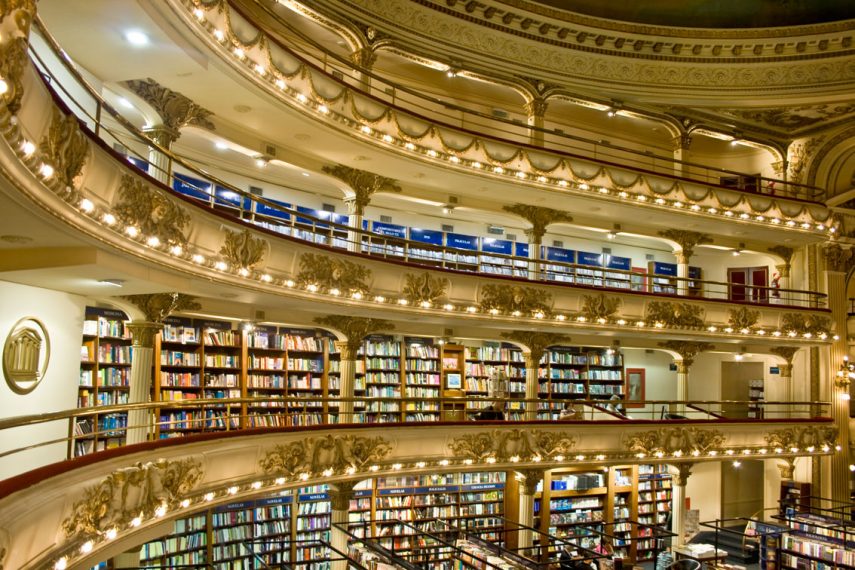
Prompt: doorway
<box><xmin>721</xmin><ymin>460</ymin><xmax>765</xmax><ymax>519</ymax></box>
<box><xmin>721</xmin><ymin>361</ymin><xmax>764</xmax><ymax>418</ymax></box>
<box><xmin>728</xmin><ymin>267</ymin><xmax>768</xmax><ymax>303</ymax></box>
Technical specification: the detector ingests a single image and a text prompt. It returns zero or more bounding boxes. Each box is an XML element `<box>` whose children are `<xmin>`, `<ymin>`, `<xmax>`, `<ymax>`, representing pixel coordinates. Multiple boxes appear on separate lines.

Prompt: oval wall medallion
<box><xmin>3</xmin><ymin>317</ymin><xmax>51</xmax><ymax>394</ymax></box>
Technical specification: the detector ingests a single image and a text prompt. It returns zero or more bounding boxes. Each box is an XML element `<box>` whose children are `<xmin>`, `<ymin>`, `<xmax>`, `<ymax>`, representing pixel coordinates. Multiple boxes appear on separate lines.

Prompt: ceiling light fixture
<box><xmin>98</xmin><ymin>278</ymin><xmax>125</xmax><ymax>288</ymax></box>
<box><xmin>124</xmin><ymin>30</ymin><xmax>149</xmax><ymax>46</ymax></box>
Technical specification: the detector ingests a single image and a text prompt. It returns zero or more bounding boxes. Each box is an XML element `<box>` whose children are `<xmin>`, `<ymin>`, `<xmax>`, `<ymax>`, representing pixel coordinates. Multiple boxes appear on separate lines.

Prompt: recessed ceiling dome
<box><xmin>519</xmin><ymin>0</ymin><xmax>855</xmax><ymax>28</ymax></box>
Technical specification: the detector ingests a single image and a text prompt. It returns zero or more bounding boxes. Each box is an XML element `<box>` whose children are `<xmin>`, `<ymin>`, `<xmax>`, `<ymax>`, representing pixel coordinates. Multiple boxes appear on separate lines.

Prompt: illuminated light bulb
<box><xmin>655</xmin><ymin>451</ymin><xmax>664</xmax><ymax>458</ymax></box>
<box><xmin>449</xmin><ymin>155</ymin><xmax>460</xmax><ymax>163</ymax></box>
<box><xmin>466</xmin><ymin>306</ymin><xmax>477</xmax><ymax>313</ymax></box>
<box><xmin>834</xmin><ymin>335</ymin><xmax>840</xmax><ymax>340</ymax></box>
<box><xmin>636</xmin><ymin>321</ymin><xmax>645</xmax><ymax>327</ymax></box>
<box><xmin>370</xmin><ymin>465</ymin><xmax>380</xmax><ymax>471</ymax></box>
<box><xmin>427</xmin><ymin>149</ymin><xmax>438</xmax><ymax>158</ymax></box>
<box><xmin>227</xmin><ymin>486</ymin><xmax>238</xmax><ymax>495</ymax></box>
<box><xmin>637</xmin><ymin>195</ymin><xmax>647</xmax><ymax>202</ymax></box>
<box><xmin>756</xmin><ymin>215</ymin><xmax>765</xmax><ymax>221</ymax></box>
<box><xmin>617</xmin><ymin>319</ymin><xmax>627</xmax><ymax>325</ymax></box>
<box><xmin>490</xmin><ymin>307</ymin><xmax>501</xmax><ymax>315</ymax></box>
<box><xmin>653</xmin><ymin>197</ymin><xmax>665</xmax><ymax>205</ymax></box>
<box><xmin>724</xmin><ymin>327</ymin><xmax>734</xmax><ymax>333</ymax></box>
<box><xmin>817</xmin><ymin>224</ymin><xmax>825</xmax><ymax>230</ymax></box>
<box><xmin>511</xmin><ymin>310</ymin><xmax>521</xmax><ymax>317</ymax></box>
<box><xmin>575</xmin><ymin>454</ymin><xmax>586</xmax><ymax>461</ymax></box>
<box><xmin>374</xmin><ymin>295</ymin><xmax>386</xmax><ymax>302</ymax></box>
<box><xmin>836</xmin><ymin>445</ymin><xmax>842</xmax><ymax>451</ymax></box>
<box><xmin>708</xmin><ymin>450</ymin><xmax>718</xmax><ymax>456</ymax></box>
<box><xmin>285</xmin><ymin>279</ymin><xmax>295</xmax><ymax>287</ymax></box>
<box><xmin>275</xmin><ymin>477</ymin><xmax>286</xmax><ymax>485</ymax></box>
<box><xmin>485</xmin><ymin>457</ymin><xmax>497</xmax><ymax>464</ymax></box>
<box><xmin>146</xmin><ymin>236</ymin><xmax>161</xmax><ymax>248</ymax></box>
<box><xmin>674</xmin><ymin>201</ymin><xmax>683</xmax><ymax>208</ymax></box>
<box><xmin>170</xmin><ymin>245</ymin><xmax>183</xmax><ymax>256</ymax></box>
<box><xmin>534</xmin><ymin>311</ymin><xmax>544</xmax><ymax>319</ymax></box>
<box><xmin>81</xmin><ymin>540</ymin><xmax>94</xmax><ymax>553</ymax></box>
<box><xmin>673</xmin><ymin>450</ymin><xmax>683</xmax><ymax>457</ymax></box>
<box><xmin>322</xmin><ymin>468</ymin><xmax>333</xmax><ymax>477</ymax></box>
<box><xmin>532</xmin><ymin>455</ymin><xmax>542</xmax><ymax>463</ymax></box>
<box><xmin>740</xmin><ymin>213</ymin><xmax>750</xmax><ymax>219</ymax></box>
<box><xmin>558</xmin><ymin>180</ymin><xmax>568</xmax><ymax>187</ymax></box>
<box><xmin>214</xmin><ymin>261</ymin><xmax>228</xmax><ymax>271</ymax></box>
<box><xmin>329</xmin><ymin>288</ymin><xmax>341</xmax><ymax>296</ymax></box>
<box><xmin>821</xmin><ymin>445</ymin><xmax>829</xmax><ymax>453</ymax></box>
<box><xmin>251</xmin><ymin>481</ymin><xmax>262</xmax><ymax>490</ymax></box>
<box><xmin>275</xmin><ymin>79</ymin><xmax>286</xmax><ymax>89</ymax></box>
<box><xmin>758</xmin><ymin>449</ymin><xmax>768</xmax><ymax>454</ymax></box>
<box><xmin>155</xmin><ymin>503</ymin><xmax>167</xmax><ymax>517</ymax></box>
<box><xmin>317</xmin><ymin>104</ymin><xmax>329</xmax><ymax>114</ymax></box>
<box><xmin>193</xmin><ymin>7</ymin><xmax>205</xmax><ymax>19</ymax></box>
<box><xmin>397</xmin><ymin>298</ymin><xmax>409</xmax><ymax>305</ymax></box>
<box><xmin>743</xmin><ymin>449</ymin><xmax>752</xmax><ymax>455</ymax></box>
<box><xmin>306</xmin><ymin>284</ymin><xmax>319</xmax><ymax>292</ymax></box>
<box><xmin>204</xmin><ymin>492</ymin><xmax>215</xmax><ymax>502</ymax></box>
<box><xmin>404</xmin><ymin>142</ymin><xmax>416</xmax><ymax>151</ymax></box>
<box><xmin>690</xmin><ymin>204</ymin><xmax>701</xmax><ymax>211</ymax></box>
<box><xmin>708</xmin><ymin>326</ymin><xmax>718</xmax><ymax>332</ymax></box>
<box><xmin>619</xmin><ymin>191</ymin><xmax>628</xmax><ymax>198</ymax></box>
<box><xmin>106</xmin><ymin>527</ymin><xmax>118</xmax><ymax>540</ymax></box>
<box><xmin>840</xmin><ymin>393</ymin><xmax>851</xmax><ymax>401</ymax></box>
<box><xmin>556</xmin><ymin>314</ymin><xmax>566</xmax><ymax>321</ymax></box>
<box><xmin>443</xmin><ymin>303</ymin><xmax>454</xmax><ymax>310</ymax></box>
<box><xmin>260</xmin><ymin>274</ymin><xmax>272</xmax><ymax>283</ymax></box>
<box><xmin>516</xmin><ymin>171</ymin><xmax>526</xmax><ymax>179</ymax></box>
<box><xmin>803</xmin><ymin>332</ymin><xmax>812</xmax><ymax>339</ymax></box>
<box><xmin>708</xmin><ymin>208</ymin><xmax>718</xmax><ymax>214</ymax></box>
<box><xmin>296</xmin><ymin>93</ymin><xmax>308</xmax><ymax>103</ymax></box>
<box><xmin>771</xmin><ymin>218</ymin><xmax>780</xmax><ymax>224</ymax></box>
<box><xmin>299</xmin><ymin>473</ymin><xmax>310</xmax><ymax>481</ymax></box>
<box><xmin>554</xmin><ymin>455</ymin><xmax>565</xmax><ymax>462</ymax></box>
<box><xmin>233</xmin><ymin>48</ymin><xmax>245</xmax><ymax>59</ymax></box>
<box><xmin>180</xmin><ymin>499</ymin><xmax>191</xmax><ymax>508</ymax></box>
<box><xmin>39</xmin><ymin>163</ymin><xmax>54</xmax><ymax>178</ymax></box>
<box><xmin>254</xmin><ymin>64</ymin><xmax>266</xmax><ymax>75</ymax></box>
<box><xmin>416</xmin><ymin>461</ymin><xmax>426</xmax><ymax>468</ymax></box>
<box><xmin>345</xmin><ymin>466</ymin><xmax>356</xmax><ymax>475</ymax></box>
<box><xmin>654</xmin><ymin>322</ymin><xmax>664</xmax><ymax>329</ymax></box>
<box><xmin>463</xmin><ymin>459</ymin><xmax>473</xmax><ymax>465</ymax></box>
<box><xmin>733</xmin><ymin>460</ymin><xmax>741</xmax><ymax>468</ymax></box>
<box><xmin>775</xmin><ymin>447</ymin><xmax>783</xmax><ymax>454</ymax></box>
<box><xmin>801</xmin><ymin>222</ymin><xmax>811</xmax><ymax>229</ymax></box>
<box><xmin>537</xmin><ymin>176</ymin><xmax>548</xmax><ymax>183</ymax></box>
<box><xmin>580</xmin><ymin>183</ymin><xmax>591</xmax><ymax>191</ymax></box>
<box><xmin>787</xmin><ymin>331</ymin><xmax>798</xmax><ymax>338</ymax></box>
<box><xmin>819</xmin><ymin>333</ymin><xmax>827</xmax><ymax>340</ymax></box>
<box><xmin>599</xmin><ymin>187</ymin><xmax>609</xmax><ymax>194</ymax></box>
<box><xmin>772</xmin><ymin>331</ymin><xmax>782</xmax><ymax>337</ymax></box>
<box><xmin>790</xmin><ymin>447</ymin><xmax>799</xmax><ymax>453</ymax></box>
<box><xmin>725</xmin><ymin>449</ymin><xmax>735</xmax><ymax>455</ymax></box>
<box><xmin>131</xmin><ymin>516</ymin><xmax>143</xmax><ymax>526</ymax></box>
<box><xmin>724</xmin><ymin>210</ymin><xmax>733</xmax><ymax>217</ymax></box>
<box><xmin>493</xmin><ymin>166</ymin><xmax>504</xmax><ymax>174</ymax></box>
<box><xmin>576</xmin><ymin>315</ymin><xmax>587</xmax><ymax>322</ymax></box>
<box><xmin>393</xmin><ymin>463</ymin><xmax>403</xmax><ymax>470</ymax></box>
<box><xmin>213</xmin><ymin>29</ymin><xmax>225</xmax><ymax>41</ymax></box>
<box><xmin>237</xmin><ymin>267</ymin><xmax>249</xmax><ymax>277</ymax></box>
<box><xmin>352</xmin><ymin>291</ymin><xmax>363</xmax><ymax>300</ymax></box>
<box><xmin>21</xmin><ymin>140</ymin><xmax>36</xmax><ymax>156</ymax></box>
<box><xmin>439</xmin><ymin>459</ymin><xmax>450</xmax><ymax>466</ymax></box>
<box><xmin>360</xmin><ymin>125</ymin><xmax>372</xmax><ymax>135</ymax></box>
<box><xmin>691</xmin><ymin>450</ymin><xmax>700</xmax><ymax>457</ymax></box>
<box><xmin>806</xmin><ymin>446</ymin><xmax>815</xmax><ymax>453</ymax></box>
<box><xmin>596</xmin><ymin>454</ymin><xmax>605</xmax><ymax>461</ymax></box>
<box><xmin>472</xmin><ymin>161</ymin><xmax>482</xmax><ymax>169</ymax></box>
<box><xmin>597</xmin><ymin>317</ymin><xmax>607</xmax><ymax>324</ymax></box>
<box><xmin>740</xmin><ymin>328</ymin><xmax>750</xmax><ymax>334</ymax></box>
<box><xmin>125</xmin><ymin>226</ymin><xmax>139</xmax><ymax>238</ymax></box>
<box><xmin>757</xmin><ymin>329</ymin><xmax>766</xmax><ymax>335</ymax></box>
<box><xmin>79</xmin><ymin>198</ymin><xmax>95</xmax><ymax>212</ymax></box>
<box><xmin>55</xmin><ymin>558</ymin><xmax>68</xmax><ymax>570</ymax></box>
<box><xmin>382</xmin><ymin>134</ymin><xmax>394</xmax><ymax>143</ymax></box>
<box><xmin>636</xmin><ymin>453</ymin><xmax>646</xmax><ymax>459</ymax></box>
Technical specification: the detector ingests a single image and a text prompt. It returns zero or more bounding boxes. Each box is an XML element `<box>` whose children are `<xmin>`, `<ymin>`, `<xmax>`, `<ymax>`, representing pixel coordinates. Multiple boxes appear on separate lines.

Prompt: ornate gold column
<box><xmin>329</xmin><ymin>481</ymin><xmax>356</xmax><ymax>570</ymax></box>
<box><xmin>660</xmin><ymin>341</ymin><xmax>712</xmax><ymax>415</ymax></box>
<box><xmin>822</xmin><ymin>244</ymin><xmax>852</xmax><ymax>504</ymax></box>
<box><xmin>502</xmin><ymin>205</ymin><xmax>573</xmax><ymax>281</ymax></box>
<box><xmin>503</xmin><ymin>331</ymin><xmax>570</xmax><ymax>420</ymax></box>
<box><xmin>525</xmin><ymin>97</ymin><xmax>548</xmax><ymax>147</ymax></box>
<box><xmin>669</xmin><ymin>463</ymin><xmax>693</xmax><ymax>545</ymax></box>
<box><xmin>672</xmin><ymin>134</ymin><xmax>692</xmax><ymax>177</ymax></box>
<box><xmin>322</xmin><ymin>165</ymin><xmax>401</xmax><ymax>253</ymax></box>
<box><xmin>516</xmin><ymin>469</ymin><xmax>544</xmax><ymax>552</ymax></box>
<box><xmin>122</xmin><ymin>293</ymin><xmax>200</xmax><ymax>445</ymax></box>
<box><xmin>771</xmin><ymin>347</ymin><xmax>799</xmax><ymax>417</ymax></box>
<box><xmin>768</xmin><ymin>246</ymin><xmax>795</xmax><ymax>300</ymax></box>
<box><xmin>125</xmin><ymin>321</ymin><xmax>161</xmax><ymax>445</ymax></box>
<box><xmin>658</xmin><ymin>230</ymin><xmax>711</xmax><ymax>296</ymax></box>
<box><xmin>123</xmin><ymin>79</ymin><xmax>215</xmax><ymax>185</ymax></box>
<box><xmin>316</xmin><ymin>316</ymin><xmax>394</xmax><ymax>423</ymax></box>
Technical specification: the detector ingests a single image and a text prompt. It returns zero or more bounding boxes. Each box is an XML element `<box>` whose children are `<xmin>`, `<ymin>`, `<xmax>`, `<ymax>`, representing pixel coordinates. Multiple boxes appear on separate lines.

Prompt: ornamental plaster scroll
<box><xmin>501</xmin><ymin>331</ymin><xmax>571</xmax><ymax>366</ymax></box>
<box><xmin>123</xmin><ymin>78</ymin><xmax>215</xmax><ymax>140</ymax></box>
<box><xmin>728</xmin><ymin>307</ymin><xmax>761</xmax><ymax>330</ymax></box>
<box><xmin>220</xmin><ymin>227</ymin><xmax>267</xmax><ymax>270</ymax></box>
<box><xmin>624</xmin><ymin>427</ymin><xmax>726</xmax><ymax>457</ymax></box>
<box><xmin>479</xmin><ymin>283</ymin><xmax>553</xmax><ymax>317</ymax></box>
<box><xmin>0</xmin><ymin>0</ymin><xmax>36</xmax><ymax>115</ymax></box>
<box><xmin>402</xmin><ymin>271</ymin><xmax>449</xmax><ymax>306</ymax></box>
<box><xmin>121</xmin><ymin>293</ymin><xmax>201</xmax><ymax>324</ymax></box>
<box><xmin>646</xmin><ymin>301</ymin><xmax>705</xmax><ymax>329</ymax></box>
<box><xmin>501</xmin><ymin>203</ymin><xmax>573</xmax><ymax>243</ymax></box>
<box><xmin>187</xmin><ymin>2</ymin><xmax>832</xmax><ymax>227</ymax></box>
<box><xmin>658</xmin><ymin>341</ymin><xmax>713</xmax><ymax>369</ymax></box>
<box><xmin>61</xmin><ymin>458</ymin><xmax>204</xmax><ymax>540</ymax></box>
<box><xmin>322</xmin><ymin>164</ymin><xmax>401</xmax><ymax>213</ymax></box>
<box><xmin>39</xmin><ymin>107</ymin><xmax>89</xmax><ymax>188</ymax></box>
<box><xmin>579</xmin><ymin>293</ymin><xmax>621</xmax><ymax>322</ymax></box>
<box><xmin>314</xmin><ymin>315</ymin><xmax>394</xmax><ymax>357</ymax></box>
<box><xmin>822</xmin><ymin>243</ymin><xmax>854</xmax><ymax>273</ymax></box>
<box><xmin>657</xmin><ymin>229</ymin><xmax>712</xmax><ymax>263</ymax></box>
<box><xmin>764</xmin><ymin>425</ymin><xmax>838</xmax><ymax>451</ymax></box>
<box><xmin>669</xmin><ymin>463</ymin><xmax>694</xmax><ymax>487</ymax></box>
<box><xmin>299</xmin><ymin>0</ymin><xmax>855</xmax><ymax>93</ymax></box>
<box><xmin>113</xmin><ymin>174</ymin><xmax>190</xmax><ymax>247</ymax></box>
<box><xmin>788</xmin><ymin>136</ymin><xmax>826</xmax><ymax>184</ymax></box>
<box><xmin>780</xmin><ymin>313</ymin><xmax>831</xmax><ymax>336</ymax></box>
<box><xmin>448</xmin><ymin>429</ymin><xmax>576</xmax><ymax>462</ymax></box>
<box><xmin>259</xmin><ymin>434</ymin><xmax>393</xmax><ymax>476</ymax></box>
<box><xmin>296</xmin><ymin>252</ymin><xmax>372</xmax><ymax>294</ymax></box>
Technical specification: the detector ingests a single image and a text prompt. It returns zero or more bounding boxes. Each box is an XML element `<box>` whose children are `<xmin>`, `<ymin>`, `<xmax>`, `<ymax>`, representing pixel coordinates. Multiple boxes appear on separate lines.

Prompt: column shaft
<box><xmin>126</xmin><ymin>321</ymin><xmax>161</xmax><ymax>445</ymax></box>
<box><xmin>524</xmin><ymin>353</ymin><xmax>540</xmax><ymax>420</ymax></box>
<box><xmin>336</xmin><ymin>341</ymin><xmax>358</xmax><ymax>423</ymax></box>
<box><xmin>347</xmin><ymin>211</ymin><xmax>364</xmax><ymax>253</ymax></box>
<box><xmin>672</xmin><ymin>483</ymin><xmax>686</xmax><ymax>545</ymax></box>
<box><xmin>825</xmin><ymin>270</ymin><xmax>850</xmax><ymax>503</ymax></box>
<box><xmin>518</xmin><ymin>492</ymin><xmax>534</xmax><ymax>551</ymax></box>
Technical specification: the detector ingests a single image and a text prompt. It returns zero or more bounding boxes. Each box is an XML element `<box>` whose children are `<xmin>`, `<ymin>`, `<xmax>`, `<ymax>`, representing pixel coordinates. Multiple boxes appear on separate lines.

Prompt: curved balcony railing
<box><xmin>0</xmin><ymin>396</ymin><xmax>832</xmax><ymax>465</ymax></box>
<box><xmin>24</xmin><ymin>20</ymin><xmax>829</xmax><ymax>311</ymax></box>
<box><xmin>227</xmin><ymin>0</ymin><xmax>824</xmax><ymax>202</ymax></box>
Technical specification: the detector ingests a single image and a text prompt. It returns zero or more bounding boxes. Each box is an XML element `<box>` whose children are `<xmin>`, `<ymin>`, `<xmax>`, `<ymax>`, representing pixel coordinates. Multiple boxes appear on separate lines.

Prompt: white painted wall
<box><xmin>685</xmin><ymin>461</ymin><xmax>722</xmax><ymax>522</ymax></box>
<box><xmin>0</xmin><ymin>281</ymin><xmax>86</xmax><ymax>478</ymax></box>
<box><xmin>623</xmin><ymin>348</ymin><xmax>676</xmax><ymax>419</ymax></box>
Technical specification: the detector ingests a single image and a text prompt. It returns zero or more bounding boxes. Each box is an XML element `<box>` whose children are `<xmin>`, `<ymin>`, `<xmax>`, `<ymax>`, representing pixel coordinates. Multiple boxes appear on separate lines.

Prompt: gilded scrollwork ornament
<box><xmin>121</xmin><ymin>293</ymin><xmax>201</xmax><ymax>324</ymax></box>
<box><xmin>501</xmin><ymin>204</ymin><xmax>573</xmax><ymax>243</ymax></box>
<box><xmin>259</xmin><ymin>434</ymin><xmax>392</xmax><ymax>476</ymax></box>
<box><xmin>62</xmin><ymin>458</ymin><xmax>203</xmax><ymax>539</ymax></box>
<box><xmin>657</xmin><ymin>230</ymin><xmax>712</xmax><ymax>263</ymax></box>
<box><xmin>402</xmin><ymin>271</ymin><xmax>449</xmax><ymax>306</ymax></box>
<box><xmin>624</xmin><ymin>427</ymin><xmax>726</xmax><ymax>457</ymax></box>
<box><xmin>646</xmin><ymin>301</ymin><xmax>705</xmax><ymax>329</ymax></box>
<box><xmin>322</xmin><ymin>164</ymin><xmax>401</xmax><ymax>215</ymax></box>
<box><xmin>822</xmin><ymin>243</ymin><xmax>853</xmax><ymax>273</ymax></box>
<box><xmin>297</xmin><ymin>253</ymin><xmax>371</xmax><ymax>294</ymax></box>
<box><xmin>502</xmin><ymin>331</ymin><xmax>571</xmax><ymax>365</ymax></box>
<box><xmin>220</xmin><ymin>228</ymin><xmax>266</xmax><ymax>270</ymax></box>
<box><xmin>123</xmin><ymin>78</ymin><xmax>215</xmax><ymax>136</ymax></box>
<box><xmin>579</xmin><ymin>293</ymin><xmax>621</xmax><ymax>322</ymax></box>
<box><xmin>0</xmin><ymin>0</ymin><xmax>36</xmax><ymax>115</ymax></box>
<box><xmin>728</xmin><ymin>306</ymin><xmax>760</xmax><ymax>330</ymax></box>
<box><xmin>764</xmin><ymin>426</ymin><xmax>838</xmax><ymax>451</ymax></box>
<box><xmin>479</xmin><ymin>284</ymin><xmax>552</xmax><ymax>317</ymax></box>
<box><xmin>780</xmin><ymin>313</ymin><xmax>830</xmax><ymax>336</ymax></box>
<box><xmin>39</xmin><ymin>107</ymin><xmax>89</xmax><ymax>188</ymax></box>
<box><xmin>658</xmin><ymin>341</ymin><xmax>713</xmax><ymax>369</ymax></box>
<box><xmin>314</xmin><ymin>315</ymin><xmax>394</xmax><ymax>357</ymax></box>
<box><xmin>449</xmin><ymin>429</ymin><xmax>576</xmax><ymax>462</ymax></box>
<box><xmin>113</xmin><ymin>174</ymin><xmax>190</xmax><ymax>246</ymax></box>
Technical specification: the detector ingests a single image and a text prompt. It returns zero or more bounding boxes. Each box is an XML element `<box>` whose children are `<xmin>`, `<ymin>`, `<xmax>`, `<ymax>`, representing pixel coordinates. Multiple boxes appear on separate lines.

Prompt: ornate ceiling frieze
<box><xmin>62</xmin><ymin>458</ymin><xmax>203</xmax><ymax>540</ymax></box>
<box><xmin>259</xmin><ymin>434</ymin><xmax>393</xmax><ymax>476</ymax></box>
<box><xmin>448</xmin><ymin>429</ymin><xmax>576</xmax><ymax>462</ymax></box>
<box><xmin>501</xmin><ymin>204</ymin><xmax>572</xmax><ymax>243</ymax></box>
<box><xmin>314</xmin><ymin>315</ymin><xmax>394</xmax><ymax>356</ymax></box>
<box><xmin>658</xmin><ymin>341</ymin><xmax>713</xmax><ymax>368</ymax></box>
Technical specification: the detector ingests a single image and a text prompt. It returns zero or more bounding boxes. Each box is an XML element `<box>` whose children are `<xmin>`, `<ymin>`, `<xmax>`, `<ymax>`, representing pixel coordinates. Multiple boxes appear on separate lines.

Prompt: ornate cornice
<box><xmin>314</xmin><ymin>315</ymin><xmax>394</xmax><ymax>355</ymax></box>
<box><xmin>220</xmin><ymin>228</ymin><xmax>266</xmax><ymax>271</ymax></box>
<box><xmin>113</xmin><ymin>175</ymin><xmax>189</xmax><ymax>246</ymax></box>
<box><xmin>329</xmin><ymin>480</ymin><xmax>357</xmax><ymax>511</ymax></box>
<box><xmin>62</xmin><ymin>458</ymin><xmax>203</xmax><ymax>540</ymax></box>
<box><xmin>124</xmin><ymin>321</ymin><xmax>162</xmax><ymax>350</ymax></box>
<box><xmin>670</xmin><ymin>462</ymin><xmax>694</xmax><ymax>486</ymax></box>
<box><xmin>822</xmin><ymin>243</ymin><xmax>853</xmax><ymax>273</ymax></box>
<box><xmin>764</xmin><ymin>425</ymin><xmax>838</xmax><ymax>451</ymax></box>
<box><xmin>322</xmin><ymin>164</ymin><xmax>401</xmax><ymax>214</ymax></box>
<box><xmin>501</xmin><ymin>331</ymin><xmax>571</xmax><ymax>365</ymax></box>
<box><xmin>296</xmin><ymin>253</ymin><xmax>371</xmax><ymax>294</ymax></box>
<box><xmin>646</xmin><ymin>301</ymin><xmax>705</xmax><ymax>329</ymax></box>
<box><xmin>657</xmin><ymin>229</ymin><xmax>712</xmax><ymax>263</ymax></box>
<box><xmin>259</xmin><ymin>434</ymin><xmax>392</xmax><ymax>476</ymax></box>
<box><xmin>39</xmin><ymin>107</ymin><xmax>88</xmax><ymax>188</ymax></box>
<box><xmin>780</xmin><ymin>313</ymin><xmax>831</xmax><ymax>337</ymax></box>
<box><xmin>449</xmin><ymin>429</ymin><xmax>575</xmax><ymax>462</ymax></box>
<box><xmin>770</xmin><ymin>346</ymin><xmax>800</xmax><ymax>366</ymax></box>
<box><xmin>728</xmin><ymin>307</ymin><xmax>760</xmax><ymax>331</ymax></box>
<box><xmin>121</xmin><ymin>293</ymin><xmax>200</xmax><ymax>324</ymax></box>
<box><xmin>501</xmin><ymin>204</ymin><xmax>572</xmax><ymax>243</ymax></box>
<box><xmin>479</xmin><ymin>283</ymin><xmax>553</xmax><ymax>317</ymax></box>
<box><xmin>624</xmin><ymin>427</ymin><xmax>726</xmax><ymax>457</ymax></box>
<box><xmin>516</xmin><ymin>468</ymin><xmax>546</xmax><ymax>496</ymax></box>
<box><xmin>402</xmin><ymin>271</ymin><xmax>448</xmax><ymax>306</ymax></box>
<box><xmin>658</xmin><ymin>341</ymin><xmax>713</xmax><ymax>369</ymax></box>
<box><xmin>579</xmin><ymin>293</ymin><xmax>621</xmax><ymax>323</ymax></box>
<box><xmin>123</xmin><ymin>78</ymin><xmax>215</xmax><ymax>138</ymax></box>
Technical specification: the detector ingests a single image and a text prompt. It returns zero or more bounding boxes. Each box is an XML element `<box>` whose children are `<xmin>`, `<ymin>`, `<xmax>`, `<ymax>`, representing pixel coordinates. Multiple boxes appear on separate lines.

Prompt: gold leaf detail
<box><xmin>259</xmin><ymin>435</ymin><xmax>392</xmax><ymax>476</ymax></box>
<box><xmin>114</xmin><ymin>174</ymin><xmax>189</xmax><ymax>246</ymax></box>
<box><xmin>764</xmin><ymin>426</ymin><xmax>838</xmax><ymax>451</ymax></box>
<box><xmin>658</xmin><ymin>340</ymin><xmax>714</xmax><ymax>368</ymax></box>
<box><xmin>780</xmin><ymin>313</ymin><xmax>830</xmax><ymax>336</ymax></box>
<box><xmin>62</xmin><ymin>458</ymin><xmax>203</xmax><ymax>539</ymax></box>
<box><xmin>124</xmin><ymin>78</ymin><xmax>215</xmax><ymax>134</ymax></box>
<box><xmin>402</xmin><ymin>272</ymin><xmax>449</xmax><ymax>305</ymax></box>
<box><xmin>480</xmin><ymin>284</ymin><xmax>552</xmax><ymax>316</ymax></box>
<box><xmin>646</xmin><ymin>301</ymin><xmax>705</xmax><ymax>329</ymax></box>
<box><xmin>728</xmin><ymin>307</ymin><xmax>760</xmax><ymax>330</ymax></box>
<box><xmin>39</xmin><ymin>107</ymin><xmax>89</xmax><ymax>187</ymax></box>
<box><xmin>121</xmin><ymin>293</ymin><xmax>201</xmax><ymax>323</ymax></box>
<box><xmin>580</xmin><ymin>293</ymin><xmax>622</xmax><ymax>322</ymax></box>
<box><xmin>220</xmin><ymin>228</ymin><xmax>266</xmax><ymax>270</ymax></box>
<box><xmin>449</xmin><ymin>429</ymin><xmax>576</xmax><ymax>462</ymax></box>
<box><xmin>297</xmin><ymin>253</ymin><xmax>371</xmax><ymax>294</ymax></box>
<box><xmin>0</xmin><ymin>0</ymin><xmax>36</xmax><ymax>114</ymax></box>
<box><xmin>624</xmin><ymin>427</ymin><xmax>726</xmax><ymax>456</ymax></box>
